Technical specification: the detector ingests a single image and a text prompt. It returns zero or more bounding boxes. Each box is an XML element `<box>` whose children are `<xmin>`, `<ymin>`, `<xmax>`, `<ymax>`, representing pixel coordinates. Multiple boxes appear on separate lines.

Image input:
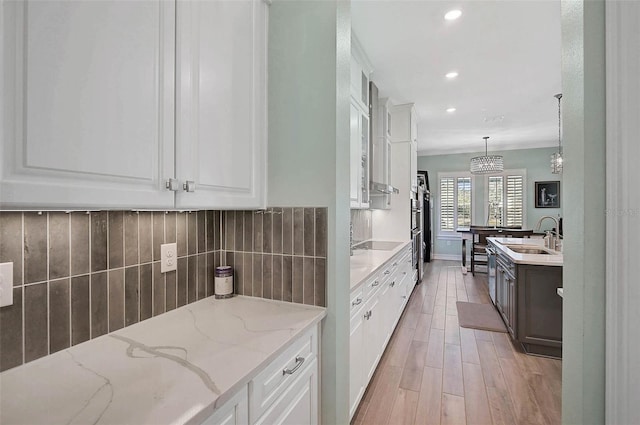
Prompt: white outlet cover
<box><xmin>0</xmin><ymin>262</ymin><xmax>14</xmax><ymax>307</ymax></box>
<box><xmin>160</xmin><ymin>243</ymin><xmax>177</xmax><ymax>273</ymax></box>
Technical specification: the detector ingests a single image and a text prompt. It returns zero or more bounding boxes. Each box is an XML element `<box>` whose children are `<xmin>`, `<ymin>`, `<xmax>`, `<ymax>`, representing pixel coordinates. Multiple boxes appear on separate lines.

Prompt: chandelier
<box><xmin>551</xmin><ymin>93</ymin><xmax>563</xmax><ymax>174</ymax></box>
<box><xmin>470</xmin><ymin>136</ymin><xmax>504</xmax><ymax>174</ymax></box>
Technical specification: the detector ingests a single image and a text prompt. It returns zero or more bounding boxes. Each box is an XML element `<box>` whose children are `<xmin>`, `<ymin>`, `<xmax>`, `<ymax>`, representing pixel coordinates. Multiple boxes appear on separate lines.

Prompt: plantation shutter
<box><xmin>440</xmin><ymin>177</ymin><xmax>455</xmax><ymax>230</ymax></box>
<box><xmin>487</xmin><ymin>176</ymin><xmax>504</xmax><ymax>227</ymax></box>
<box><xmin>506</xmin><ymin>175</ymin><xmax>524</xmax><ymax>227</ymax></box>
<box><xmin>457</xmin><ymin>177</ymin><xmax>472</xmax><ymax>228</ymax></box>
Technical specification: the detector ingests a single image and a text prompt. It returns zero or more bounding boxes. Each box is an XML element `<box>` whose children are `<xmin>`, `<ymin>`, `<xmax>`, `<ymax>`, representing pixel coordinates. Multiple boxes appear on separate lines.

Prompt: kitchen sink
<box><xmin>352</xmin><ymin>240</ymin><xmax>402</xmax><ymax>251</ymax></box>
<box><xmin>502</xmin><ymin>244</ymin><xmax>556</xmax><ymax>255</ymax></box>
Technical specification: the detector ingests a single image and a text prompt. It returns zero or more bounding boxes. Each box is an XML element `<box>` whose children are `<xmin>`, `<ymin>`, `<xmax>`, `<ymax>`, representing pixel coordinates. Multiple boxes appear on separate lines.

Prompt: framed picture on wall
<box><xmin>535</xmin><ymin>181</ymin><xmax>560</xmax><ymax>208</ymax></box>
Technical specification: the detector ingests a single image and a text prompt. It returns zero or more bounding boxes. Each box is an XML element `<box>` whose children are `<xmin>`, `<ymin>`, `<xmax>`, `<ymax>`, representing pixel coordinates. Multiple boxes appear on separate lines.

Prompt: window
<box><xmin>485</xmin><ymin>171</ymin><xmax>526</xmax><ymax>227</ymax></box>
<box><xmin>440</xmin><ymin>175</ymin><xmax>472</xmax><ymax>232</ymax></box>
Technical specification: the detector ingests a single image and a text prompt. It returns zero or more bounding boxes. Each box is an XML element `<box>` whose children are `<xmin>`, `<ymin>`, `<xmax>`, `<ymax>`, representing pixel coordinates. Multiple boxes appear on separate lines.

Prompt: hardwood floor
<box><xmin>351</xmin><ymin>260</ymin><xmax>562</xmax><ymax>425</ymax></box>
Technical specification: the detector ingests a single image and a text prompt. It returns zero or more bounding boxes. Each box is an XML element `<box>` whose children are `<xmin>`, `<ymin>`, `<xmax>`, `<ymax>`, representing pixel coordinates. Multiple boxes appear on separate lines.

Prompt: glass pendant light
<box><xmin>470</xmin><ymin>136</ymin><xmax>504</xmax><ymax>174</ymax></box>
<box><xmin>551</xmin><ymin>93</ymin><xmax>563</xmax><ymax>174</ymax></box>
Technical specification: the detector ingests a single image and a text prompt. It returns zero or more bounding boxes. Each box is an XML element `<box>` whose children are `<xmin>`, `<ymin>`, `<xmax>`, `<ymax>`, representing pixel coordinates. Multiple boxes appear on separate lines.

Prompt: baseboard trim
<box><xmin>432</xmin><ymin>254</ymin><xmax>461</xmax><ymax>261</ymax></box>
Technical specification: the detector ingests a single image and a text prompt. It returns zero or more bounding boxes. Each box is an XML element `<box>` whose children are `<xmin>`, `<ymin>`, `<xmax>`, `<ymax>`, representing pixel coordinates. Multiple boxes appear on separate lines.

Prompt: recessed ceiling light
<box><xmin>444</xmin><ymin>9</ymin><xmax>462</xmax><ymax>21</ymax></box>
<box><xmin>446</xmin><ymin>107</ymin><xmax>457</xmax><ymax>113</ymax></box>
<box><xmin>445</xmin><ymin>71</ymin><xmax>459</xmax><ymax>79</ymax></box>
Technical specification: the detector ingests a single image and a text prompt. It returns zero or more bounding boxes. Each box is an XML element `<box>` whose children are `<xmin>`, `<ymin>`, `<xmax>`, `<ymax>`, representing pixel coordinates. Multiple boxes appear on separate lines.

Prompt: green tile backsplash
<box><xmin>0</xmin><ymin>207</ymin><xmax>327</xmax><ymax>372</ymax></box>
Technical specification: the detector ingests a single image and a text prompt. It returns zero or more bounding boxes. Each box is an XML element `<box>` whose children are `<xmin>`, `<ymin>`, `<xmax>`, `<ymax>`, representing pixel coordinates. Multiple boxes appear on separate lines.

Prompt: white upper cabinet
<box><xmin>1</xmin><ymin>0</ymin><xmax>176</xmax><ymax>209</ymax></box>
<box><xmin>175</xmin><ymin>0</ymin><xmax>267</xmax><ymax>209</ymax></box>
<box><xmin>1</xmin><ymin>0</ymin><xmax>267</xmax><ymax>210</ymax></box>
<box><xmin>390</xmin><ymin>103</ymin><xmax>419</xmax><ymax>192</ymax></box>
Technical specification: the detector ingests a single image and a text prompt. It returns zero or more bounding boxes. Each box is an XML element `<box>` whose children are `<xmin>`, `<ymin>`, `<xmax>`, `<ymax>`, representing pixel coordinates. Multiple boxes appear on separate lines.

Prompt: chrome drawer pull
<box><xmin>390</xmin><ymin>281</ymin><xmax>395</xmax><ymax>287</ymax></box>
<box><xmin>384</xmin><ymin>270</ymin><xmax>391</xmax><ymax>275</ymax></box>
<box><xmin>372</xmin><ymin>280</ymin><xmax>380</xmax><ymax>287</ymax></box>
<box><xmin>393</xmin><ymin>262</ymin><xmax>398</xmax><ymax>266</ymax></box>
<box><xmin>283</xmin><ymin>356</ymin><xmax>305</xmax><ymax>375</ymax></box>
<box><xmin>352</xmin><ymin>298</ymin><xmax>362</xmax><ymax>306</ymax></box>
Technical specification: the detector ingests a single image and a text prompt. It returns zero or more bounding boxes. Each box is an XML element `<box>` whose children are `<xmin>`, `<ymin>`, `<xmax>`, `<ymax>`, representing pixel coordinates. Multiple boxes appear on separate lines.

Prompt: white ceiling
<box><xmin>351</xmin><ymin>0</ymin><xmax>562</xmax><ymax>156</ymax></box>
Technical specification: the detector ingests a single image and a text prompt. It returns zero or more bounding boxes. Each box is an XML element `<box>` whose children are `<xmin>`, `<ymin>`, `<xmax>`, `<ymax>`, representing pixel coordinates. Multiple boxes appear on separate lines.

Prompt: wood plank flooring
<box><xmin>351</xmin><ymin>260</ymin><xmax>562</xmax><ymax>425</ymax></box>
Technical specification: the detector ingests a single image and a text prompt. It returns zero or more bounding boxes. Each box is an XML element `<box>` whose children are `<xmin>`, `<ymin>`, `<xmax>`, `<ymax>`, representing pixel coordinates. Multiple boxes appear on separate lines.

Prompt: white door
<box><xmin>349</xmin><ymin>307</ymin><xmax>365</xmax><ymax>419</ymax></box>
<box><xmin>175</xmin><ymin>0</ymin><xmax>267</xmax><ymax>209</ymax></box>
<box><xmin>1</xmin><ymin>0</ymin><xmax>175</xmax><ymax>209</ymax></box>
<box><xmin>363</xmin><ymin>294</ymin><xmax>382</xmax><ymax>381</ymax></box>
<box><xmin>350</xmin><ymin>102</ymin><xmax>360</xmax><ymax>207</ymax></box>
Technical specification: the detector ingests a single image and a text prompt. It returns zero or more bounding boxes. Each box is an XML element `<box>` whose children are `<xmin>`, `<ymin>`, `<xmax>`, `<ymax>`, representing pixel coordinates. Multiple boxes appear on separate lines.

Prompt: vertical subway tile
<box><xmin>0</xmin><ymin>212</ymin><xmax>23</xmax><ymax>285</ymax></box>
<box><xmin>292</xmin><ymin>256</ymin><xmax>304</xmax><ymax>304</ymax></box>
<box><xmin>24</xmin><ymin>282</ymin><xmax>48</xmax><ymax>362</ymax></box>
<box><xmin>225</xmin><ymin>252</ymin><xmax>235</xmax><ymax>296</ymax></box>
<box><xmin>315</xmin><ymin>208</ymin><xmax>327</xmax><ymax>258</ymax></box>
<box><xmin>108</xmin><ymin>211</ymin><xmax>124</xmax><ymax>269</ymax></box>
<box><xmin>252</xmin><ymin>254</ymin><xmax>263</xmax><ymax>298</ymax></box>
<box><xmin>303</xmin><ymin>208</ymin><xmax>315</xmax><ymax>256</ymax></box>
<box><xmin>282</xmin><ymin>208</ymin><xmax>293</xmax><ymax>255</ymax></box>
<box><xmin>71</xmin><ymin>275</ymin><xmax>90</xmax><ymax>346</ymax></box>
<box><xmin>165</xmin><ymin>212</ymin><xmax>177</xmax><ymax>244</ymax></box>
<box><xmin>224</xmin><ymin>211</ymin><xmax>235</xmax><ymax>251</ymax></box>
<box><xmin>139</xmin><ymin>264</ymin><xmax>153</xmax><ymax>321</ymax></box>
<box><xmin>272</xmin><ymin>208</ymin><xmax>283</xmax><ymax>254</ymax></box>
<box><xmin>315</xmin><ymin>258</ymin><xmax>326</xmax><ymax>307</ymax></box>
<box><xmin>282</xmin><ymin>256</ymin><xmax>293</xmax><ymax>302</ymax></box>
<box><xmin>124</xmin><ymin>211</ymin><xmax>139</xmax><ymax>266</ymax></box>
<box><xmin>90</xmin><ymin>212</ymin><xmax>108</xmax><ymax>273</ymax></box>
<box><xmin>24</xmin><ymin>212</ymin><xmax>47</xmax><ymax>283</ymax></box>
<box><xmin>235</xmin><ymin>212</ymin><xmax>244</xmax><ymax>252</ymax></box>
<box><xmin>90</xmin><ymin>272</ymin><xmax>108</xmax><ymax>338</ymax></box>
<box><xmin>263</xmin><ymin>254</ymin><xmax>272</xmax><ymax>299</ymax></box>
<box><xmin>197</xmin><ymin>254</ymin><xmax>207</xmax><ymax>300</ymax></box>
<box><xmin>197</xmin><ymin>211</ymin><xmax>206</xmax><ymax>253</ymax></box>
<box><xmin>235</xmin><ymin>252</ymin><xmax>244</xmax><ymax>295</ymax></box>
<box><xmin>48</xmin><ymin>212</ymin><xmax>70</xmax><ymax>280</ymax></box>
<box><xmin>253</xmin><ymin>212</ymin><xmax>263</xmax><ymax>253</ymax></box>
<box><xmin>243</xmin><ymin>253</ymin><xmax>253</xmax><ymax>296</ymax></box>
<box><xmin>138</xmin><ymin>212</ymin><xmax>153</xmax><ymax>264</ymax></box>
<box><xmin>153</xmin><ymin>262</ymin><xmax>165</xmax><ymax>316</ymax></box>
<box><xmin>70</xmin><ymin>212</ymin><xmax>90</xmax><ymax>276</ymax></box>
<box><xmin>49</xmin><ymin>278</ymin><xmax>70</xmax><ymax>354</ymax></box>
<box><xmin>187</xmin><ymin>256</ymin><xmax>197</xmax><ymax>303</ymax></box>
<box><xmin>207</xmin><ymin>253</ymin><xmax>215</xmax><ymax>297</ymax></box>
<box><xmin>187</xmin><ymin>212</ymin><xmax>197</xmax><ymax>255</ymax></box>
<box><xmin>263</xmin><ymin>213</ymin><xmax>272</xmax><ymax>253</ymax></box>
<box><xmin>214</xmin><ymin>211</ymin><xmax>222</xmax><ymax>250</ymax></box>
<box><xmin>272</xmin><ymin>256</ymin><xmax>283</xmax><ymax>301</ymax></box>
<box><xmin>108</xmin><ymin>269</ymin><xmax>125</xmax><ymax>332</ymax></box>
<box><xmin>0</xmin><ymin>287</ymin><xmax>23</xmax><ymax>371</ymax></box>
<box><xmin>152</xmin><ymin>212</ymin><xmax>164</xmax><ymax>262</ymax></box>
<box><xmin>243</xmin><ymin>211</ymin><xmax>253</xmax><ymax>252</ymax></box>
<box><xmin>293</xmin><ymin>208</ymin><xmax>304</xmax><ymax>256</ymax></box>
<box><xmin>125</xmin><ymin>266</ymin><xmax>140</xmax><ymax>326</ymax></box>
<box><xmin>177</xmin><ymin>212</ymin><xmax>188</xmax><ymax>257</ymax></box>
<box><xmin>206</xmin><ymin>211</ymin><xmax>215</xmax><ymax>252</ymax></box>
<box><xmin>166</xmin><ymin>270</ymin><xmax>177</xmax><ymax>311</ymax></box>
<box><xmin>303</xmin><ymin>257</ymin><xmax>315</xmax><ymax>305</ymax></box>
<box><xmin>177</xmin><ymin>258</ymin><xmax>187</xmax><ymax>307</ymax></box>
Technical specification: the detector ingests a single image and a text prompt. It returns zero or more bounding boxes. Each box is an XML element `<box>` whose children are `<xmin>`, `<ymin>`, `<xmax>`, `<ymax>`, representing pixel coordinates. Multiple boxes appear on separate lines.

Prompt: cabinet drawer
<box><xmin>249</xmin><ymin>326</ymin><xmax>318</xmax><ymax>422</ymax></box>
<box><xmin>350</xmin><ymin>287</ymin><xmax>365</xmax><ymax>318</ymax></box>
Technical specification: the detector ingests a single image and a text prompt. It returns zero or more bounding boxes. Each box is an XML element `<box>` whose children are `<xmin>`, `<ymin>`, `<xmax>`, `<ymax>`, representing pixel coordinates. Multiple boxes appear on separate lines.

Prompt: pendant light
<box><xmin>551</xmin><ymin>93</ymin><xmax>563</xmax><ymax>174</ymax></box>
<box><xmin>470</xmin><ymin>136</ymin><xmax>504</xmax><ymax>174</ymax></box>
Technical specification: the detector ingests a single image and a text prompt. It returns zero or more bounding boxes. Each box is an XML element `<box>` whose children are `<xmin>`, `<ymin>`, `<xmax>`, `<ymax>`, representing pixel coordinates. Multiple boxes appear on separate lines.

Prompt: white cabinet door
<box><xmin>202</xmin><ymin>387</ymin><xmax>249</xmax><ymax>425</ymax></box>
<box><xmin>349</xmin><ymin>306</ymin><xmax>365</xmax><ymax>419</ymax></box>
<box><xmin>362</xmin><ymin>293</ymin><xmax>382</xmax><ymax>382</ymax></box>
<box><xmin>175</xmin><ymin>0</ymin><xmax>267</xmax><ymax>209</ymax></box>
<box><xmin>1</xmin><ymin>0</ymin><xmax>175</xmax><ymax>209</ymax></box>
<box><xmin>253</xmin><ymin>358</ymin><xmax>318</xmax><ymax>425</ymax></box>
<box><xmin>350</xmin><ymin>103</ymin><xmax>361</xmax><ymax>207</ymax></box>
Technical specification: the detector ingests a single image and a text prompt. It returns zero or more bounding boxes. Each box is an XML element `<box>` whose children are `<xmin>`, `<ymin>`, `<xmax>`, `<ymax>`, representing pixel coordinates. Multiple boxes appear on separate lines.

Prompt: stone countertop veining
<box><xmin>488</xmin><ymin>237</ymin><xmax>563</xmax><ymax>267</ymax></box>
<box><xmin>350</xmin><ymin>240</ymin><xmax>412</xmax><ymax>291</ymax></box>
<box><xmin>0</xmin><ymin>296</ymin><xmax>326</xmax><ymax>425</ymax></box>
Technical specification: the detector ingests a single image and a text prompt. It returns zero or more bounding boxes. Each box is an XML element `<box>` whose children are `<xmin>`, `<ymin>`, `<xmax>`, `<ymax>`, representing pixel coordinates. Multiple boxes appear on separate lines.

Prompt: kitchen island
<box><xmin>487</xmin><ymin>237</ymin><xmax>563</xmax><ymax>358</ymax></box>
<box><xmin>0</xmin><ymin>296</ymin><xmax>326</xmax><ymax>425</ymax></box>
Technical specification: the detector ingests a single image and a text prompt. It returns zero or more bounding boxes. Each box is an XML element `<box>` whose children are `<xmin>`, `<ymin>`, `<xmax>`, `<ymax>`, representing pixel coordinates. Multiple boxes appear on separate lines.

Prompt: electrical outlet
<box><xmin>0</xmin><ymin>262</ymin><xmax>14</xmax><ymax>307</ymax></box>
<box><xmin>161</xmin><ymin>243</ymin><xmax>177</xmax><ymax>273</ymax></box>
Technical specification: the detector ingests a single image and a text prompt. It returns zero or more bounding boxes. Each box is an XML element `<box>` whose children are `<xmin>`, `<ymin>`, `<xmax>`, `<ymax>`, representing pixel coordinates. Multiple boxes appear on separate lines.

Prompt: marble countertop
<box><xmin>0</xmin><ymin>296</ymin><xmax>326</xmax><ymax>425</ymax></box>
<box><xmin>488</xmin><ymin>237</ymin><xmax>563</xmax><ymax>267</ymax></box>
<box><xmin>350</xmin><ymin>240</ymin><xmax>411</xmax><ymax>290</ymax></box>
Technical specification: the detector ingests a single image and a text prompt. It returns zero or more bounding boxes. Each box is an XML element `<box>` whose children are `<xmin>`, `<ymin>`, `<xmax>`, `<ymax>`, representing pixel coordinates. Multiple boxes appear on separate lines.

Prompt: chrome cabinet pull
<box><xmin>393</xmin><ymin>262</ymin><xmax>398</xmax><ymax>266</ymax></box>
<box><xmin>372</xmin><ymin>280</ymin><xmax>380</xmax><ymax>287</ymax></box>
<box><xmin>384</xmin><ymin>270</ymin><xmax>391</xmax><ymax>275</ymax></box>
<box><xmin>165</xmin><ymin>178</ymin><xmax>181</xmax><ymax>191</ymax></box>
<box><xmin>183</xmin><ymin>180</ymin><xmax>196</xmax><ymax>192</ymax></box>
<box><xmin>282</xmin><ymin>356</ymin><xmax>305</xmax><ymax>375</ymax></box>
<box><xmin>352</xmin><ymin>298</ymin><xmax>362</xmax><ymax>306</ymax></box>
<box><xmin>390</xmin><ymin>281</ymin><xmax>395</xmax><ymax>287</ymax></box>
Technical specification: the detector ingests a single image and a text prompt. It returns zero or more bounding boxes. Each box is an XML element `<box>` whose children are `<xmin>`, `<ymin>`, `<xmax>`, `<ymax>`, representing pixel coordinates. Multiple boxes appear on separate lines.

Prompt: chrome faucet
<box><xmin>535</xmin><ymin>216</ymin><xmax>561</xmax><ymax>250</ymax></box>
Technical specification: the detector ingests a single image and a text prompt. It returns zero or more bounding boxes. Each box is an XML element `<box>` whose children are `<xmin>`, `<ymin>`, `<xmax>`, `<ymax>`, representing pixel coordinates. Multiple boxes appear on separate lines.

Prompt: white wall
<box><xmin>561</xmin><ymin>0</ymin><xmax>606</xmax><ymax>423</ymax></box>
<box><xmin>268</xmin><ymin>1</ymin><xmax>351</xmax><ymax>423</ymax></box>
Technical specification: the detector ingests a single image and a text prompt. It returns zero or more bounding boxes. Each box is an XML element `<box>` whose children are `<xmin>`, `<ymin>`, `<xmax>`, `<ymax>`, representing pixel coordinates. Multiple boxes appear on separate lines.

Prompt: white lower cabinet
<box><xmin>349</xmin><ymin>245</ymin><xmax>414</xmax><ymax>421</ymax></box>
<box><xmin>203</xmin><ymin>324</ymin><xmax>319</xmax><ymax>425</ymax></box>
